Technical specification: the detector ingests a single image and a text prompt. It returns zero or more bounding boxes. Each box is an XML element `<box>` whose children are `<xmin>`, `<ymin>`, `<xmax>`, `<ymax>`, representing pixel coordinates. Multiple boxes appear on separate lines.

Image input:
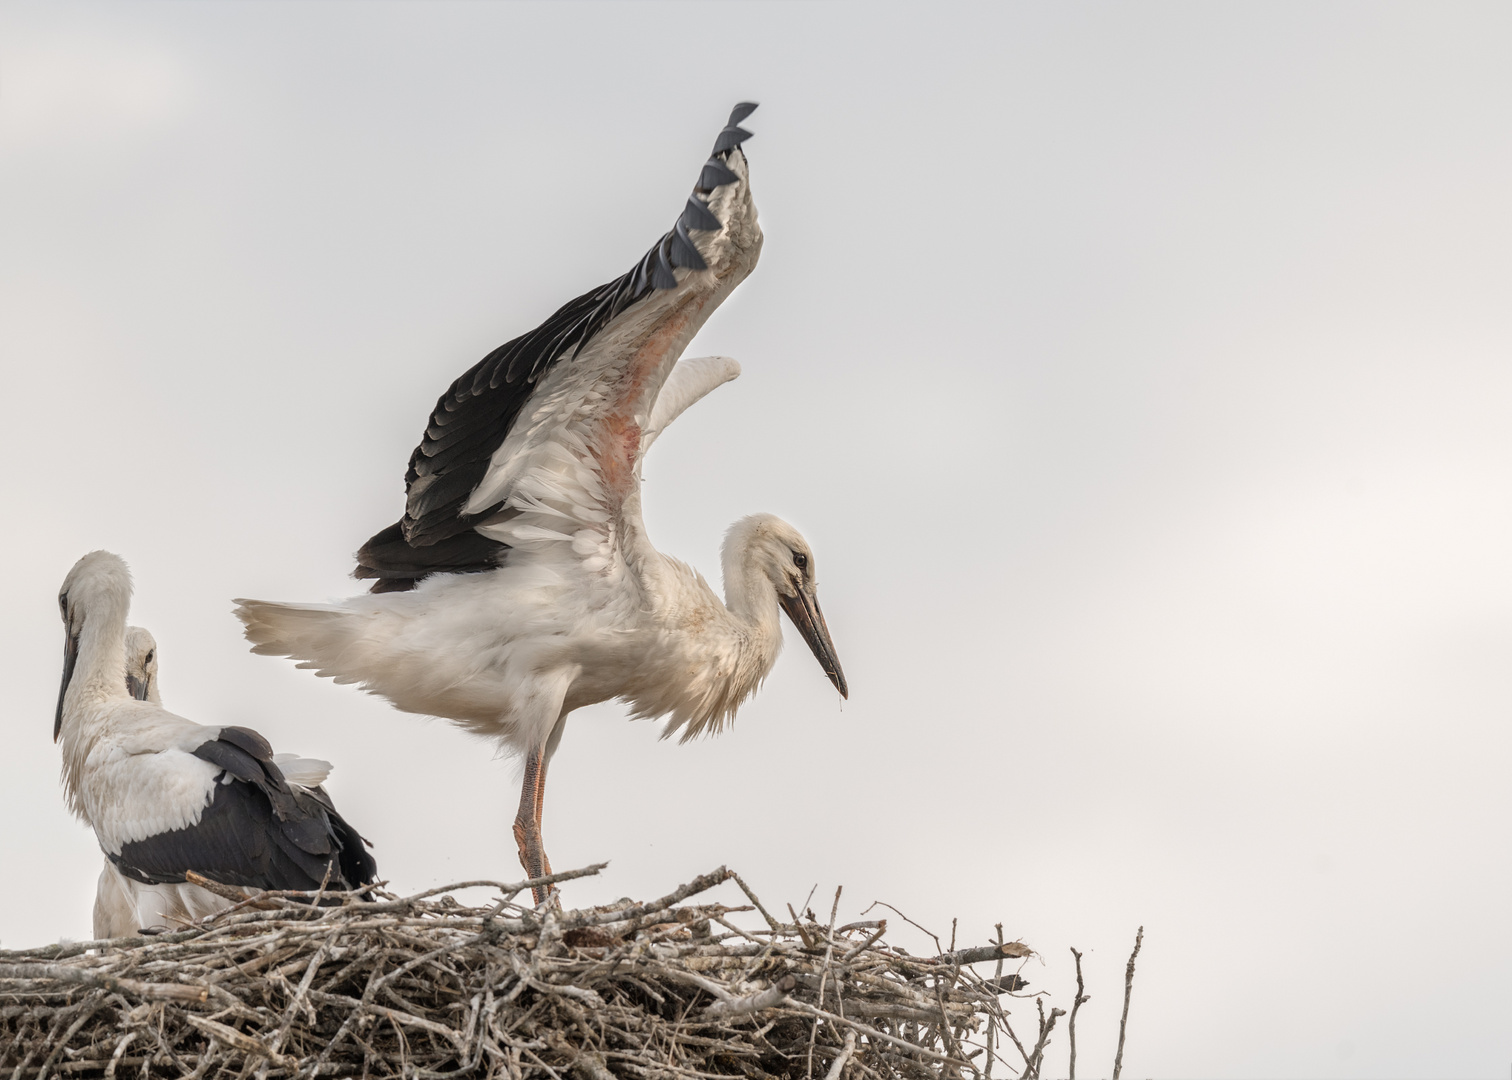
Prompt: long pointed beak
<box><xmin>779</xmin><ymin>589</ymin><xmax>848</xmax><ymax>699</ymax></box>
<box><xmin>56</xmin><ymin>631</ymin><xmax>78</xmax><ymax>742</ymax></box>
<box><xmin>126</xmin><ymin>674</ymin><xmax>149</xmax><ymax>701</ymax></box>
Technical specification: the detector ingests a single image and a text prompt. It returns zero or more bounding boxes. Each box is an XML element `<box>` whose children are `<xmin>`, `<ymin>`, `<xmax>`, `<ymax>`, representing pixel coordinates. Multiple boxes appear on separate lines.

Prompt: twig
<box><xmin>822</xmin><ymin>1030</ymin><xmax>857</xmax><ymax>1080</ymax></box>
<box><xmin>400</xmin><ymin>864</ymin><xmax>608</xmax><ymax>904</ymax></box>
<box><xmin>103</xmin><ymin>1032</ymin><xmax>136</xmax><ymax>1080</ymax></box>
<box><xmin>1111</xmin><ymin>926</ymin><xmax>1143</xmax><ymax>1080</ymax></box>
<box><xmin>859</xmin><ymin>902</ymin><xmax>941</xmax><ymax>954</ymax></box>
<box><xmin>788</xmin><ymin>904</ymin><xmax>817</xmax><ymax>949</ymax></box>
<box><xmin>728</xmin><ymin>871</ymin><xmax>782</xmax><ymax>933</ymax></box>
<box><xmin>839</xmin><ymin>921</ymin><xmax>887</xmax><ymax>963</ymax></box>
<box><xmin>0</xmin><ymin>963</ymin><xmax>209</xmax><ymax>1002</ymax></box>
<box><xmin>1067</xmin><ymin>947</ymin><xmax>1089</xmax><ymax>1079</ymax></box>
<box><xmin>1019</xmin><ymin>1000</ymin><xmax>1065</xmax><ymax>1080</ymax></box>
<box><xmin>571</xmin><ymin>867</ymin><xmax>730</xmax><ymax>929</ymax></box>
<box><xmin>34</xmin><ymin>991</ymin><xmax>106</xmax><ymax>1080</ymax></box>
<box><xmin>985</xmin><ymin>923</ymin><xmax>1004</xmax><ymax>1078</ymax></box>
<box><xmin>184</xmin><ymin>1015</ymin><xmax>297</xmax><ymax>1068</ymax></box>
<box><xmin>701</xmin><ymin>976</ymin><xmax>795</xmax><ymax>1019</ymax></box>
<box><xmin>934</xmin><ymin>942</ymin><xmax>1033</xmax><ymax>967</ymax></box>
<box><xmin>184</xmin><ymin>871</ymin><xmax>278</xmax><ymax>909</ymax></box>
<box><xmin>783</xmin><ymin>999</ymin><xmax>975</xmax><ymax>1070</ymax></box>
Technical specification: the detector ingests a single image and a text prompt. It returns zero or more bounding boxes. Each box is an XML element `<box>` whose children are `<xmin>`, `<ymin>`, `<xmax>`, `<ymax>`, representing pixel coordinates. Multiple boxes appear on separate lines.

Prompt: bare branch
<box><xmin>822</xmin><ymin>1030</ymin><xmax>858</xmax><ymax>1080</ymax></box>
<box><xmin>1067</xmin><ymin>947</ymin><xmax>1089</xmax><ymax>1079</ymax></box>
<box><xmin>935</xmin><ymin>942</ymin><xmax>1034</xmax><ymax>967</ymax></box>
<box><xmin>1111</xmin><ymin>926</ymin><xmax>1144</xmax><ymax>1080</ymax></box>
<box><xmin>1020</xmin><ymin>1000</ymin><xmax>1065</xmax><ymax>1080</ymax></box>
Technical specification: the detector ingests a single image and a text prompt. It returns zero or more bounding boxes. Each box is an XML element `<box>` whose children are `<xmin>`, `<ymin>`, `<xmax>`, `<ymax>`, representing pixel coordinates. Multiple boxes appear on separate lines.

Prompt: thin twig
<box><xmin>1067</xmin><ymin>947</ymin><xmax>1089</xmax><ymax>1079</ymax></box>
<box><xmin>728</xmin><ymin>871</ymin><xmax>782</xmax><ymax>933</ymax></box>
<box><xmin>822</xmin><ymin>1030</ymin><xmax>857</xmax><ymax>1080</ymax></box>
<box><xmin>1111</xmin><ymin>926</ymin><xmax>1144</xmax><ymax>1080</ymax></box>
<box><xmin>1020</xmin><ymin>1000</ymin><xmax>1065</xmax><ymax>1080</ymax></box>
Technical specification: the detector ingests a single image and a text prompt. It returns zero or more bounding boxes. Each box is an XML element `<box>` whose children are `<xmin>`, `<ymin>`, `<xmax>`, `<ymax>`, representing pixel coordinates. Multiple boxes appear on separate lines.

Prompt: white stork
<box><xmin>88</xmin><ymin>628</ymin><xmax>345</xmax><ymax>937</ymax></box>
<box><xmin>234</xmin><ymin>103</ymin><xmax>846</xmax><ymax>903</ymax></box>
<box><xmin>56</xmin><ymin>552</ymin><xmax>377</xmax><ymax>937</ymax></box>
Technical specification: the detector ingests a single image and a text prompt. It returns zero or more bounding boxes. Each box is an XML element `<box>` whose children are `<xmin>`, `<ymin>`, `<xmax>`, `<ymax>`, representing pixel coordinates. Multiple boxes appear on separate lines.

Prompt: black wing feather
<box><xmin>360</xmin><ymin>103</ymin><xmax>759</xmax><ymax>591</ymax></box>
<box><xmin>354</xmin><ymin>518</ymin><xmax>509</xmax><ymax>588</ymax></box>
<box><xmin>111</xmin><ymin>728</ymin><xmax>378</xmax><ymax>893</ymax></box>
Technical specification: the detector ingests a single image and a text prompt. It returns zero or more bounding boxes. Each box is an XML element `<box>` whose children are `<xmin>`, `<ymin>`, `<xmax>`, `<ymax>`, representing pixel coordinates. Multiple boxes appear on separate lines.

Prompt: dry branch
<box><xmin>1111</xmin><ymin>926</ymin><xmax>1144</xmax><ymax>1080</ymax></box>
<box><xmin>1066</xmin><ymin>947</ymin><xmax>1090</xmax><ymax>1079</ymax></box>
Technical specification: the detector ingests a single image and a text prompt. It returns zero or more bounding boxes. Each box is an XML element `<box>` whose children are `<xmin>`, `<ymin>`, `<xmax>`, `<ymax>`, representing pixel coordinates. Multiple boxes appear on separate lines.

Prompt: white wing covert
<box><xmin>639</xmin><ymin>356</ymin><xmax>742</xmax><ymax>462</ymax></box>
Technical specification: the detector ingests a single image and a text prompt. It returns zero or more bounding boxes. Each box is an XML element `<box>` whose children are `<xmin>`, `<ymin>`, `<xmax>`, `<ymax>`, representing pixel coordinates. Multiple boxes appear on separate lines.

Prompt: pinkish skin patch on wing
<box><xmin>595</xmin><ymin>295</ymin><xmax>712</xmax><ymax>500</ymax></box>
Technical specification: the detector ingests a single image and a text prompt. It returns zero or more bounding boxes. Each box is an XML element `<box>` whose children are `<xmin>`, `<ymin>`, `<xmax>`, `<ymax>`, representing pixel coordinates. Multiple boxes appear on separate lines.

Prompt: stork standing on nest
<box><xmin>235</xmin><ymin>103</ymin><xmax>847</xmax><ymax>904</ymax></box>
<box><xmin>57</xmin><ymin>552</ymin><xmax>377</xmax><ymax>936</ymax></box>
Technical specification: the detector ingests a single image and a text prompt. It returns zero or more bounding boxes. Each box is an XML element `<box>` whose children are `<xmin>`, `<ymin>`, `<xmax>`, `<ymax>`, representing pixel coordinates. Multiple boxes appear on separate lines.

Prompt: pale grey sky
<box><xmin>3</xmin><ymin>3</ymin><xmax>1510</xmax><ymax>1076</ymax></box>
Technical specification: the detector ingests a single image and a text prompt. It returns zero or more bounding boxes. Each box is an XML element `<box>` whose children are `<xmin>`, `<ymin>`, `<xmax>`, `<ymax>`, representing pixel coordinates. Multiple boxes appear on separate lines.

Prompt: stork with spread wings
<box><xmin>236</xmin><ymin>104</ymin><xmax>846</xmax><ymax>902</ymax></box>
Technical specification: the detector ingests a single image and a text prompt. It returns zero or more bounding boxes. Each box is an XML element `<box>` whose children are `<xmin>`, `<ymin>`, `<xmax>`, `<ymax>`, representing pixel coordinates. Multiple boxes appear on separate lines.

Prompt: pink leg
<box><xmin>512</xmin><ymin>745</ymin><xmax>555</xmax><ymax>905</ymax></box>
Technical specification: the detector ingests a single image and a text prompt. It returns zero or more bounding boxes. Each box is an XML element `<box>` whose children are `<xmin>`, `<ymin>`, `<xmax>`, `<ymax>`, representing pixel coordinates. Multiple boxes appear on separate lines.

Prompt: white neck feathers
<box><xmin>58</xmin><ymin>553</ymin><xmax>135</xmax><ymax>814</ymax></box>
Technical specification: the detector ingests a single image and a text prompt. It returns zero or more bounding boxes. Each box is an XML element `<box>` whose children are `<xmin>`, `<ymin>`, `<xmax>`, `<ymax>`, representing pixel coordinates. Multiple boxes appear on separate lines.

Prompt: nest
<box><xmin>1</xmin><ymin>866</ymin><xmax>1046</xmax><ymax>1079</ymax></box>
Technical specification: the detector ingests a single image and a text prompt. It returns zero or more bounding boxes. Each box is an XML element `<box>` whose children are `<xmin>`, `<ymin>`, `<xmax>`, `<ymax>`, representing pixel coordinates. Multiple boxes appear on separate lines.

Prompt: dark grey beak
<box><xmin>778</xmin><ymin>589</ymin><xmax>848</xmax><ymax>698</ymax></box>
<box><xmin>56</xmin><ymin>631</ymin><xmax>78</xmax><ymax>742</ymax></box>
<box><xmin>126</xmin><ymin>673</ymin><xmax>149</xmax><ymax>701</ymax></box>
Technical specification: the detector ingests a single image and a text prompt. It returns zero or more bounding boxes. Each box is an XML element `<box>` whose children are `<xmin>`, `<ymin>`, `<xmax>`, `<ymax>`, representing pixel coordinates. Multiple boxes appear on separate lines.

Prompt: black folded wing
<box><xmin>111</xmin><ymin>725</ymin><xmax>377</xmax><ymax>892</ymax></box>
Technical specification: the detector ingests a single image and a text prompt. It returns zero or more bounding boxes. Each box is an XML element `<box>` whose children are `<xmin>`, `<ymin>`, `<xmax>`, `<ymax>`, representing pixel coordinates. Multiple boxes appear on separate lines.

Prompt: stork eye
<box><xmin>793</xmin><ymin>553</ymin><xmax>808</xmax><ymax>570</ymax></box>
<box><xmin>145</xmin><ymin>650</ymin><xmax>155</xmax><ymax>664</ymax></box>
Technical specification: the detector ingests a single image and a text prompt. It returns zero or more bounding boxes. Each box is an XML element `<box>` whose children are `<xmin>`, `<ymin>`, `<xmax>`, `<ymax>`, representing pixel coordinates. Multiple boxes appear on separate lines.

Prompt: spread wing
<box><xmin>356</xmin><ymin>103</ymin><xmax>762</xmax><ymax>592</ymax></box>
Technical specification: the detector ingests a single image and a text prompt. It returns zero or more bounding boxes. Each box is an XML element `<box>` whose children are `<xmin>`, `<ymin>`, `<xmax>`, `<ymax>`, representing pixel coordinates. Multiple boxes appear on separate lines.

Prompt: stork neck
<box><xmin>57</xmin><ymin>604</ymin><xmax>128</xmax><ymax>818</ymax></box>
<box><xmin>64</xmin><ymin>588</ymin><xmax>132</xmax><ymax>733</ymax></box>
<box><xmin>722</xmin><ymin>550</ymin><xmax>781</xmax><ymax>637</ymax></box>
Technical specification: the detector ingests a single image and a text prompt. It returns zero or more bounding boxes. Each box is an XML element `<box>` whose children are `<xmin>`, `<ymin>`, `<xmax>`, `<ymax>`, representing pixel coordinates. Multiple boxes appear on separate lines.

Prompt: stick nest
<box><xmin>1</xmin><ymin>865</ymin><xmax>1037</xmax><ymax>1080</ymax></box>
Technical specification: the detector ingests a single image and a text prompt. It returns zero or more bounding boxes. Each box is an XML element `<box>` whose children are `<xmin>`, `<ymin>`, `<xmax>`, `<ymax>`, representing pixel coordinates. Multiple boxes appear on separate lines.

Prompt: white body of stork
<box><xmin>234</xmin><ymin>103</ymin><xmax>847</xmax><ymax>902</ymax></box>
<box><xmin>56</xmin><ymin>553</ymin><xmax>377</xmax><ymax>938</ymax></box>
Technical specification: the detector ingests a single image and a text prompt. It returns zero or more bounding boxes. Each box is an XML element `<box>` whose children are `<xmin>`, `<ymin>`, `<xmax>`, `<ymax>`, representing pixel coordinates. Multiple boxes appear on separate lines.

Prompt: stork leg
<box><xmin>513</xmin><ymin>744</ymin><xmax>554</xmax><ymax>905</ymax></box>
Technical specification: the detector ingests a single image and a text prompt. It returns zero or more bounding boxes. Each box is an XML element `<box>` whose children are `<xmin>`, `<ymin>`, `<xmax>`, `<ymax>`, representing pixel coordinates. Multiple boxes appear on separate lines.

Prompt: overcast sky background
<box><xmin>3</xmin><ymin>3</ymin><xmax>1510</xmax><ymax>1076</ymax></box>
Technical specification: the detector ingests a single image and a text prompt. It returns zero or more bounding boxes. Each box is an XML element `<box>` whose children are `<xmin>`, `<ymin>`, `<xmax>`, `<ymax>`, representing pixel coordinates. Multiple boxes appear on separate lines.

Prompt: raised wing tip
<box><xmin>657</xmin><ymin>107</ymin><xmax>761</xmax><ymax>291</ymax></box>
<box><xmin>711</xmin><ymin>102</ymin><xmax>759</xmax><ymax>157</ymax></box>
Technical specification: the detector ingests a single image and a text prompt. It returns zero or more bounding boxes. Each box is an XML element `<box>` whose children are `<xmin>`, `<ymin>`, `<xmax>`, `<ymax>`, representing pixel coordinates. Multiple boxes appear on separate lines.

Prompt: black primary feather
<box><xmin>357</xmin><ymin>103</ymin><xmax>758</xmax><ymax>588</ymax></box>
<box><xmin>110</xmin><ymin>727</ymin><xmax>378</xmax><ymax>892</ymax></box>
<box><xmin>711</xmin><ymin>125</ymin><xmax>754</xmax><ymax>156</ymax></box>
<box><xmin>680</xmin><ymin>197</ymin><xmax>722</xmax><ymax>232</ymax></box>
<box><xmin>669</xmin><ymin>221</ymin><xmax>708</xmax><ymax>270</ymax></box>
<box><xmin>697</xmin><ymin>159</ymin><xmax>740</xmax><ymax>191</ymax></box>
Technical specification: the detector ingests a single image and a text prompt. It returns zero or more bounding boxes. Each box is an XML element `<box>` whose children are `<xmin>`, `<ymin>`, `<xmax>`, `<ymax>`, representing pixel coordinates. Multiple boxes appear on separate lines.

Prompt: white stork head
<box><xmin>723</xmin><ymin>514</ymin><xmax>847</xmax><ymax>699</ymax></box>
<box><xmin>124</xmin><ymin>626</ymin><xmax>161</xmax><ymax>704</ymax></box>
<box><xmin>56</xmin><ymin>551</ymin><xmax>133</xmax><ymax>741</ymax></box>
